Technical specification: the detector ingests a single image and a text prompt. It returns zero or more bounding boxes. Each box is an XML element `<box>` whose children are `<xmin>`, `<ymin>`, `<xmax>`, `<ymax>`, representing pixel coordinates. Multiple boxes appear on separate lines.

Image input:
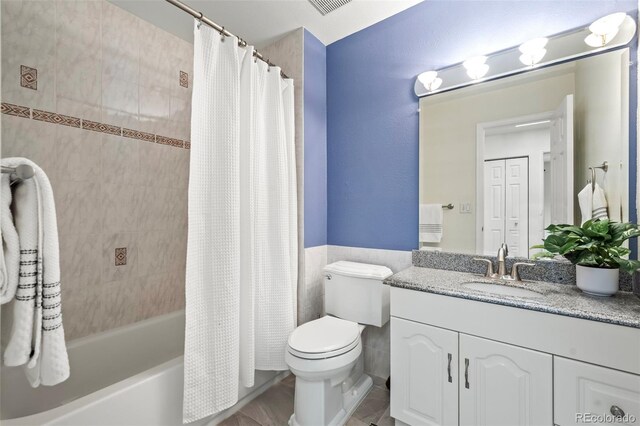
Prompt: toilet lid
<box><xmin>288</xmin><ymin>316</ymin><xmax>360</xmax><ymax>355</ymax></box>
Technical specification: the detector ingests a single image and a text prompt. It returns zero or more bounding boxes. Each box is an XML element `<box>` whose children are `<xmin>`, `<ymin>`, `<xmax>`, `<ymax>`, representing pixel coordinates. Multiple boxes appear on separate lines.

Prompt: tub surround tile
<box><xmin>58</xmin><ymin>232</ymin><xmax>103</xmax><ymax>288</ymax></box>
<box><xmin>2</xmin><ymin>1</ymin><xmax>193</xmax><ymax>341</ymax></box>
<box><xmin>1</xmin><ymin>0</ymin><xmax>56</xmax><ymax>111</ymax></box>
<box><xmin>55</xmin><ymin>179</ymin><xmax>103</xmax><ymax>236</ymax></box>
<box><xmin>82</xmin><ymin>119</ymin><xmax>121</xmax><ymax>136</ymax></box>
<box><xmin>20</xmin><ymin>65</ymin><xmax>37</xmax><ymax>90</ymax></box>
<box><xmin>180</xmin><ymin>71</ymin><xmax>189</xmax><ymax>88</ymax></box>
<box><xmin>387</xmin><ymin>267</ymin><xmax>640</xmax><ymax>329</ymax></box>
<box><xmin>32</xmin><ymin>109</ymin><xmax>81</xmax><ymax>128</ymax></box>
<box><xmin>1</xmin><ymin>102</ymin><xmax>30</xmax><ymax>118</ymax></box>
<box><xmin>412</xmin><ymin>250</ymin><xmax>633</xmax><ymax>291</ymax></box>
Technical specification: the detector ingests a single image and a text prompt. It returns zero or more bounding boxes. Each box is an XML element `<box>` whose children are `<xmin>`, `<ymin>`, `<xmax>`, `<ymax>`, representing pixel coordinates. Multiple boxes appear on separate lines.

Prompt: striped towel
<box><xmin>592</xmin><ymin>183</ymin><xmax>609</xmax><ymax>220</ymax></box>
<box><xmin>419</xmin><ymin>204</ymin><xmax>443</xmax><ymax>243</ymax></box>
<box><xmin>2</xmin><ymin>158</ymin><xmax>69</xmax><ymax>387</ymax></box>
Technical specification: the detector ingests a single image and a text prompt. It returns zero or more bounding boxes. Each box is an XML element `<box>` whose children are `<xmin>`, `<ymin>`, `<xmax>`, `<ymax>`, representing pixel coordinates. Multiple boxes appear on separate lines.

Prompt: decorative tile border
<box><xmin>1</xmin><ymin>102</ymin><xmax>30</xmax><ymax>118</ymax></box>
<box><xmin>123</xmin><ymin>128</ymin><xmax>155</xmax><ymax>143</ymax></box>
<box><xmin>20</xmin><ymin>65</ymin><xmax>37</xmax><ymax>90</ymax></box>
<box><xmin>33</xmin><ymin>109</ymin><xmax>81</xmax><ymax>128</ymax></box>
<box><xmin>0</xmin><ymin>102</ymin><xmax>190</xmax><ymax>150</ymax></box>
<box><xmin>156</xmin><ymin>135</ymin><xmax>184</xmax><ymax>148</ymax></box>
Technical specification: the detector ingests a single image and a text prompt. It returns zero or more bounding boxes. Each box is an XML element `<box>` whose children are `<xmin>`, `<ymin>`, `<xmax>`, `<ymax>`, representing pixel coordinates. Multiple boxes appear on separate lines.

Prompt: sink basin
<box><xmin>462</xmin><ymin>282</ymin><xmax>543</xmax><ymax>298</ymax></box>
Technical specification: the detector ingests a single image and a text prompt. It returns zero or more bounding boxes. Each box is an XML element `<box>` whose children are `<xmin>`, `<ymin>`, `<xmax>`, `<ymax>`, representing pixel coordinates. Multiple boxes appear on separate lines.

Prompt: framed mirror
<box><xmin>418</xmin><ymin>48</ymin><xmax>632</xmax><ymax>259</ymax></box>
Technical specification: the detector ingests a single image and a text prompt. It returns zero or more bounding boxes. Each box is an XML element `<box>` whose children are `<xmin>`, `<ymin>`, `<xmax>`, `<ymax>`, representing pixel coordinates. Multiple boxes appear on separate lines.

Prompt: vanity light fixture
<box><xmin>418</xmin><ymin>71</ymin><xmax>443</xmax><ymax>92</ymax></box>
<box><xmin>463</xmin><ymin>55</ymin><xmax>489</xmax><ymax>80</ymax></box>
<box><xmin>585</xmin><ymin>12</ymin><xmax>627</xmax><ymax>47</ymax></box>
<box><xmin>519</xmin><ymin>38</ymin><xmax>548</xmax><ymax>66</ymax></box>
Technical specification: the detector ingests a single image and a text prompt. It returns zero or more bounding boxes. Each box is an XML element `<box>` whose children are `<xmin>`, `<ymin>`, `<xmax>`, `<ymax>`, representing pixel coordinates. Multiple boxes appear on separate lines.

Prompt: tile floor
<box><xmin>219</xmin><ymin>374</ymin><xmax>392</xmax><ymax>426</ymax></box>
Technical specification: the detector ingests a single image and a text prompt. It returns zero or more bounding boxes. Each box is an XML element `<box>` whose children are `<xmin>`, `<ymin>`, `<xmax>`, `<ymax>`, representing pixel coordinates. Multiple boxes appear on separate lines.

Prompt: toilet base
<box><xmin>288</xmin><ymin>374</ymin><xmax>373</xmax><ymax>426</ymax></box>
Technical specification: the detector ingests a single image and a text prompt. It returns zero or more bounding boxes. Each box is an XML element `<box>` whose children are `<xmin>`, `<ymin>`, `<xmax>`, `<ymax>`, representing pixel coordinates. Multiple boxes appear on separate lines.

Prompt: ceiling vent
<box><xmin>307</xmin><ymin>0</ymin><xmax>353</xmax><ymax>15</ymax></box>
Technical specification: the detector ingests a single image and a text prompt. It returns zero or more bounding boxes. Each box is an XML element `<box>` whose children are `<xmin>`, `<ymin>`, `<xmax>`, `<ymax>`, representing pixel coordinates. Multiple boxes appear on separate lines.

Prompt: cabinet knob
<box><xmin>610</xmin><ymin>405</ymin><xmax>625</xmax><ymax>417</ymax></box>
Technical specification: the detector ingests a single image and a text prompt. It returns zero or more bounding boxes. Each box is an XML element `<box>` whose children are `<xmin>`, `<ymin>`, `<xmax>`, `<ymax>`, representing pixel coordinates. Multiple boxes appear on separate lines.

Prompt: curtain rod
<box><xmin>164</xmin><ymin>0</ymin><xmax>289</xmax><ymax>79</ymax></box>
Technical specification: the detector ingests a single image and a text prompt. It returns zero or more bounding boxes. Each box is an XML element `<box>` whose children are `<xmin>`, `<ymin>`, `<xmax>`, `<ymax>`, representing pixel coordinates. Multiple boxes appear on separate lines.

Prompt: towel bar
<box><xmin>1</xmin><ymin>164</ymin><xmax>35</xmax><ymax>181</ymax></box>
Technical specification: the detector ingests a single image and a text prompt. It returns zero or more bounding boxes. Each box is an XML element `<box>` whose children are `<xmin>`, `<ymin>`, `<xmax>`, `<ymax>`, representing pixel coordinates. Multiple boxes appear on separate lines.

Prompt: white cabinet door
<box><xmin>555</xmin><ymin>357</ymin><xmax>640</xmax><ymax>426</ymax></box>
<box><xmin>390</xmin><ymin>317</ymin><xmax>458</xmax><ymax>426</ymax></box>
<box><xmin>459</xmin><ymin>334</ymin><xmax>552</xmax><ymax>426</ymax></box>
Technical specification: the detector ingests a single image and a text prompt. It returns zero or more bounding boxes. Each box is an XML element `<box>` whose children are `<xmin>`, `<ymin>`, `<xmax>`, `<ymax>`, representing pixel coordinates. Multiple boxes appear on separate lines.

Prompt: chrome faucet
<box><xmin>496</xmin><ymin>244</ymin><xmax>508</xmax><ymax>278</ymax></box>
<box><xmin>474</xmin><ymin>243</ymin><xmax>534</xmax><ymax>281</ymax></box>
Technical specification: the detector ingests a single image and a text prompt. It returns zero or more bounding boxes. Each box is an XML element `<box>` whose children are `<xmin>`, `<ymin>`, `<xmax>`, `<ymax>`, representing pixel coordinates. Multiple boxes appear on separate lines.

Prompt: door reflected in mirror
<box><xmin>419</xmin><ymin>49</ymin><xmax>631</xmax><ymax>258</ymax></box>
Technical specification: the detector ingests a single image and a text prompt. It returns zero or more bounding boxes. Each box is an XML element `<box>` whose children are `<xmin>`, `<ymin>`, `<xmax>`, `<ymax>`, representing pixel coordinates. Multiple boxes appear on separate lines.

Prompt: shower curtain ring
<box><xmin>196</xmin><ymin>12</ymin><xmax>203</xmax><ymax>29</ymax></box>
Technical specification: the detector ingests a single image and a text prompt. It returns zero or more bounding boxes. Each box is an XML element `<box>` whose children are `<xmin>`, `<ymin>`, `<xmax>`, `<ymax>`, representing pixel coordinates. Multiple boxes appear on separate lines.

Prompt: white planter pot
<box><xmin>575</xmin><ymin>265</ymin><xmax>619</xmax><ymax>296</ymax></box>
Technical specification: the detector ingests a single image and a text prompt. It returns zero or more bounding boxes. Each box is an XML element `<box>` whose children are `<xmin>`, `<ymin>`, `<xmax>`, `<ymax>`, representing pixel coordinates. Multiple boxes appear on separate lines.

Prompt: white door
<box><xmin>550</xmin><ymin>94</ymin><xmax>574</xmax><ymax>224</ymax></box>
<box><xmin>505</xmin><ymin>157</ymin><xmax>529</xmax><ymax>257</ymax></box>
<box><xmin>483</xmin><ymin>160</ymin><xmax>506</xmax><ymax>255</ymax></box>
<box><xmin>391</xmin><ymin>318</ymin><xmax>458</xmax><ymax>426</ymax></box>
<box><xmin>483</xmin><ymin>158</ymin><xmax>529</xmax><ymax>256</ymax></box>
<box><xmin>459</xmin><ymin>334</ymin><xmax>552</xmax><ymax>426</ymax></box>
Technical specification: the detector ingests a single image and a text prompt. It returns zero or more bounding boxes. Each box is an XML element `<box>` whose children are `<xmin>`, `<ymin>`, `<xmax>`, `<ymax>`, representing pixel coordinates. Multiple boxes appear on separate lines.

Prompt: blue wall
<box><xmin>326</xmin><ymin>0</ymin><xmax>637</xmax><ymax>251</ymax></box>
<box><xmin>304</xmin><ymin>29</ymin><xmax>328</xmax><ymax>248</ymax></box>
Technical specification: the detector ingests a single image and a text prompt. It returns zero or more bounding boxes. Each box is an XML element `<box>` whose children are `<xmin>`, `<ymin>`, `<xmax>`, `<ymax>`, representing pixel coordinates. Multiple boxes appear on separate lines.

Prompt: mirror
<box><xmin>419</xmin><ymin>49</ymin><xmax>631</xmax><ymax>258</ymax></box>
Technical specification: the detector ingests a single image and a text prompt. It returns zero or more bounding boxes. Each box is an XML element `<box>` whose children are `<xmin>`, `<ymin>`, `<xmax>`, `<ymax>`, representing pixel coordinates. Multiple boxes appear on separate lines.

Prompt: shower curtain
<box><xmin>183</xmin><ymin>22</ymin><xmax>297</xmax><ymax>423</ymax></box>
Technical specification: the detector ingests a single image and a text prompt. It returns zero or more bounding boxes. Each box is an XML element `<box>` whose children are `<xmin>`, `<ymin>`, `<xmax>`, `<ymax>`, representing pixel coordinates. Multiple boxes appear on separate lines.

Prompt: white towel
<box><xmin>2</xmin><ymin>158</ymin><xmax>69</xmax><ymax>387</ymax></box>
<box><xmin>1</xmin><ymin>174</ymin><xmax>20</xmax><ymax>304</ymax></box>
<box><xmin>577</xmin><ymin>184</ymin><xmax>593</xmax><ymax>224</ymax></box>
<box><xmin>578</xmin><ymin>183</ymin><xmax>609</xmax><ymax>224</ymax></box>
<box><xmin>592</xmin><ymin>183</ymin><xmax>609</xmax><ymax>220</ymax></box>
<box><xmin>419</xmin><ymin>204</ymin><xmax>443</xmax><ymax>243</ymax></box>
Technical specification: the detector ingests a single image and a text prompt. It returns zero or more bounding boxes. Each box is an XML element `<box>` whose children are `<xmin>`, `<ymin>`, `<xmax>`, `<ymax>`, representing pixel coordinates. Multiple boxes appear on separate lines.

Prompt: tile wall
<box><xmin>1</xmin><ymin>0</ymin><xmax>193</xmax><ymax>340</ymax></box>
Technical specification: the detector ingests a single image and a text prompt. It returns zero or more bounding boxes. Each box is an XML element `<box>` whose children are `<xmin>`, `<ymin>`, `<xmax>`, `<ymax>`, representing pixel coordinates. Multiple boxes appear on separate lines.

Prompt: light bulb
<box><xmin>518</xmin><ymin>37</ymin><xmax>548</xmax><ymax>66</ymax></box>
<box><xmin>463</xmin><ymin>56</ymin><xmax>489</xmax><ymax>80</ymax></box>
<box><xmin>585</xmin><ymin>12</ymin><xmax>626</xmax><ymax>47</ymax></box>
<box><xmin>418</xmin><ymin>71</ymin><xmax>443</xmax><ymax>91</ymax></box>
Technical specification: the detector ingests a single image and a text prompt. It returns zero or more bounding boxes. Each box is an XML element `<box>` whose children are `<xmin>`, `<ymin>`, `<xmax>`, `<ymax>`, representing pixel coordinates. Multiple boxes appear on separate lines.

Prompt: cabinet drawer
<box><xmin>554</xmin><ymin>357</ymin><xmax>640</xmax><ymax>426</ymax></box>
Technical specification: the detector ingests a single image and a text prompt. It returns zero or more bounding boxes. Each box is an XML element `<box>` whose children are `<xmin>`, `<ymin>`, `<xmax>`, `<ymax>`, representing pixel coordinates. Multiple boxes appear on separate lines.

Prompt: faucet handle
<box><xmin>473</xmin><ymin>258</ymin><xmax>495</xmax><ymax>278</ymax></box>
<box><xmin>511</xmin><ymin>262</ymin><xmax>535</xmax><ymax>281</ymax></box>
<box><xmin>500</xmin><ymin>243</ymin><xmax>509</xmax><ymax>257</ymax></box>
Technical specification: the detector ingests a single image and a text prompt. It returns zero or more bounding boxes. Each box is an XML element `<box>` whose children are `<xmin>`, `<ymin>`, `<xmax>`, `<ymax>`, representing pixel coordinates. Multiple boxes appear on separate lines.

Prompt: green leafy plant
<box><xmin>532</xmin><ymin>219</ymin><xmax>640</xmax><ymax>273</ymax></box>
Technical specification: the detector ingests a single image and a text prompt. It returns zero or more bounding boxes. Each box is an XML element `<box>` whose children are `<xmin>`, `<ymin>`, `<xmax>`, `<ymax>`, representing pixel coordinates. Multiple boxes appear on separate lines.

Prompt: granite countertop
<box><xmin>386</xmin><ymin>266</ymin><xmax>640</xmax><ymax>329</ymax></box>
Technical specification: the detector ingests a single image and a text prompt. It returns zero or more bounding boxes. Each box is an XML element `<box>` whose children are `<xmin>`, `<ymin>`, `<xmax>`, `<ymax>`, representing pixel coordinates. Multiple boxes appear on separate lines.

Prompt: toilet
<box><xmin>285</xmin><ymin>261</ymin><xmax>392</xmax><ymax>426</ymax></box>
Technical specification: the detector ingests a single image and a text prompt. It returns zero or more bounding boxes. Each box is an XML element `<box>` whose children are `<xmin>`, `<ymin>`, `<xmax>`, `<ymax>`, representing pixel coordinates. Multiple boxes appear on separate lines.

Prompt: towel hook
<box><xmin>588</xmin><ymin>161</ymin><xmax>608</xmax><ymax>191</ymax></box>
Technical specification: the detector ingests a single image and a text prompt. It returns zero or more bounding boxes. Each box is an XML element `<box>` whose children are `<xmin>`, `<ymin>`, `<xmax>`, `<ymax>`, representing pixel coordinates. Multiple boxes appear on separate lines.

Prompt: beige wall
<box><xmin>574</xmin><ymin>50</ymin><xmax>629</xmax><ymax>224</ymax></box>
<box><xmin>1</xmin><ymin>0</ymin><xmax>193</xmax><ymax>340</ymax></box>
<box><xmin>420</xmin><ymin>70</ymin><xmax>575</xmax><ymax>253</ymax></box>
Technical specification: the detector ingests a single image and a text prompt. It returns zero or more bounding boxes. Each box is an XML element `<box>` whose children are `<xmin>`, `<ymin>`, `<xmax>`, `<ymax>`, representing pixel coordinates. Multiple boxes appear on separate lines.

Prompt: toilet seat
<box><xmin>287</xmin><ymin>316</ymin><xmax>360</xmax><ymax>360</ymax></box>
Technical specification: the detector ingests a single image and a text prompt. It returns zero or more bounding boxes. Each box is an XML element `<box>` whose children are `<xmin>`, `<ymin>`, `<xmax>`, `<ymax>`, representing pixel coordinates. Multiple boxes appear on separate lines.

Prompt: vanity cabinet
<box><xmin>459</xmin><ymin>334</ymin><xmax>552</xmax><ymax>425</ymax></box>
<box><xmin>390</xmin><ymin>318</ymin><xmax>458</xmax><ymax>426</ymax></box>
<box><xmin>390</xmin><ymin>287</ymin><xmax>640</xmax><ymax>426</ymax></box>
<box><xmin>390</xmin><ymin>318</ymin><xmax>552</xmax><ymax>426</ymax></box>
<box><xmin>554</xmin><ymin>357</ymin><xmax>640</xmax><ymax>426</ymax></box>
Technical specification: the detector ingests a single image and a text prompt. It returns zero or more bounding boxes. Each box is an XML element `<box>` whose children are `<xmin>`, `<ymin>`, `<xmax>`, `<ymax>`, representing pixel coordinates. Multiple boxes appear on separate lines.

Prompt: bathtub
<box><xmin>2</xmin><ymin>310</ymin><xmax>285</xmax><ymax>425</ymax></box>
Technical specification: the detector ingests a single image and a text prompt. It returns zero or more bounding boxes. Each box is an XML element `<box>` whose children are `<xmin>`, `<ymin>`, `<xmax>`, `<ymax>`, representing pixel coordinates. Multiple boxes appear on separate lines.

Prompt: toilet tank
<box><xmin>323</xmin><ymin>261</ymin><xmax>393</xmax><ymax>327</ymax></box>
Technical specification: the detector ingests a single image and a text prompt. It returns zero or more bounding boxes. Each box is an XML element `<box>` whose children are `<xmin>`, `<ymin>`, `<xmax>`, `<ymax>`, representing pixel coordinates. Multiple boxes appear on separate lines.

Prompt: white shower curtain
<box><xmin>183</xmin><ymin>22</ymin><xmax>297</xmax><ymax>423</ymax></box>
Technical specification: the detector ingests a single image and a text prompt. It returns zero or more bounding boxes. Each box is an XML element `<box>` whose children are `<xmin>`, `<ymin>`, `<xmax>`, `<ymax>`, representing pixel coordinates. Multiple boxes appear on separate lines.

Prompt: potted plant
<box><xmin>532</xmin><ymin>219</ymin><xmax>640</xmax><ymax>296</ymax></box>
